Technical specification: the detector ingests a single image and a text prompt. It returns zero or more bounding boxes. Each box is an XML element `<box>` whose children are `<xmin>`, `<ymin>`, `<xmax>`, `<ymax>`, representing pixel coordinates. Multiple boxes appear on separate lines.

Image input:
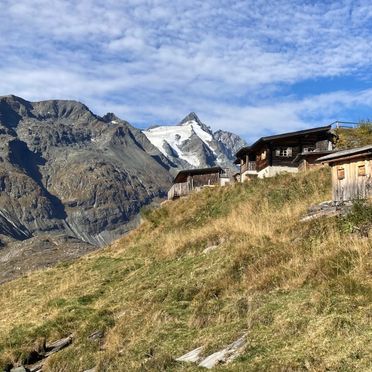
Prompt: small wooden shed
<box><xmin>318</xmin><ymin>145</ymin><xmax>372</xmax><ymax>202</ymax></box>
<box><xmin>168</xmin><ymin>167</ymin><xmax>229</xmax><ymax>200</ymax></box>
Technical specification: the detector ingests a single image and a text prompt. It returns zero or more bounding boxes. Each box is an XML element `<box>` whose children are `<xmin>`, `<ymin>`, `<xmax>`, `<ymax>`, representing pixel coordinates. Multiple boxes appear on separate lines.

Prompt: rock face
<box><xmin>0</xmin><ymin>95</ymin><xmax>174</xmax><ymax>277</ymax></box>
<box><xmin>143</xmin><ymin>113</ymin><xmax>247</xmax><ymax>170</ymax></box>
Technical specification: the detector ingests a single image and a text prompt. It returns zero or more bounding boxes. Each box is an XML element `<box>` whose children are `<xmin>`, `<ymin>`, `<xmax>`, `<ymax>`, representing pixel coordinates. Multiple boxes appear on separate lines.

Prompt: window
<box><xmin>337</xmin><ymin>167</ymin><xmax>345</xmax><ymax>180</ymax></box>
<box><xmin>261</xmin><ymin>150</ymin><xmax>267</xmax><ymax>160</ymax></box>
<box><xmin>303</xmin><ymin>147</ymin><xmax>315</xmax><ymax>153</ymax></box>
<box><xmin>358</xmin><ymin>165</ymin><xmax>366</xmax><ymax>177</ymax></box>
<box><xmin>275</xmin><ymin>147</ymin><xmax>293</xmax><ymax>157</ymax></box>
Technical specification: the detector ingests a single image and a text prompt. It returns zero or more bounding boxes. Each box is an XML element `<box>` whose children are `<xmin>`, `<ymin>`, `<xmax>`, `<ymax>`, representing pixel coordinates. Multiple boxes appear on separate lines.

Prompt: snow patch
<box><xmin>143</xmin><ymin>120</ymin><xmax>215</xmax><ymax>167</ymax></box>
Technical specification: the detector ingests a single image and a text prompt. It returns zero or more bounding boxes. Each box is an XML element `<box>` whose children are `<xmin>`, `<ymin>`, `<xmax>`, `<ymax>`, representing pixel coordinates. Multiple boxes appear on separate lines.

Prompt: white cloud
<box><xmin>0</xmin><ymin>0</ymin><xmax>372</xmax><ymax>141</ymax></box>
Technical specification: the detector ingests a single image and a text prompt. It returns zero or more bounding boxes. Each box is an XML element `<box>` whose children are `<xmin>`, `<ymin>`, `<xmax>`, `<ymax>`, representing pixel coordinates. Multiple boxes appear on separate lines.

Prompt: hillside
<box><xmin>1</xmin><ymin>168</ymin><xmax>371</xmax><ymax>371</ymax></box>
<box><xmin>335</xmin><ymin>122</ymin><xmax>372</xmax><ymax>149</ymax></box>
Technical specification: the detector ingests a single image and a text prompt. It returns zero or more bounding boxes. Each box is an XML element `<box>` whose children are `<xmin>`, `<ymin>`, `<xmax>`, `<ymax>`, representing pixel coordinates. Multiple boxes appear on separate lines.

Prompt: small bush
<box><xmin>337</xmin><ymin>200</ymin><xmax>372</xmax><ymax>236</ymax></box>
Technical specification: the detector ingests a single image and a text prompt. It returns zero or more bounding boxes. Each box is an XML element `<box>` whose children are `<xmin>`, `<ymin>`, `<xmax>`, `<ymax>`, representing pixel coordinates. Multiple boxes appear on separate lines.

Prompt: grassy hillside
<box><xmin>0</xmin><ymin>169</ymin><xmax>371</xmax><ymax>371</ymax></box>
<box><xmin>335</xmin><ymin>121</ymin><xmax>372</xmax><ymax>149</ymax></box>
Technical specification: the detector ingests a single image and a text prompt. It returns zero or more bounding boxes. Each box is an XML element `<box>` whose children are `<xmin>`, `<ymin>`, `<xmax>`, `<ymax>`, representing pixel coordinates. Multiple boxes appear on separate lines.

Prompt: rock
<box><xmin>198</xmin><ymin>334</ymin><xmax>247</xmax><ymax>369</ymax></box>
<box><xmin>88</xmin><ymin>330</ymin><xmax>104</xmax><ymax>341</ymax></box>
<box><xmin>27</xmin><ymin>362</ymin><xmax>43</xmax><ymax>372</ymax></box>
<box><xmin>300</xmin><ymin>200</ymin><xmax>353</xmax><ymax>222</ymax></box>
<box><xmin>175</xmin><ymin>346</ymin><xmax>203</xmax><ymax>363</ymax></box>
<box><xmin>214</xmin><ymin>129</ymin><xmax>248</xmax><ymax>158</ymax></box>
<box><xmin>175</xmin><ymin>334</ymin><xmax>247</xmax><ymax>369</ymax></box>
<box><xmin>202</xmin><ymin>245</ymin><xmax>219</xmax><ymax>254</ymax></box>
<box><xmin>45</xmin><ymin>335</ymin><xmax>72</xmax><ymax>356</ymax></box>
<box><xmin>300</xmin><ymin>208</ymin><xmax>339</xmax><ymax>222</ymax></box>
<box><xmin>10</xmin><ymin>367</ymin><xmax>28</xmax><ymax>372</ymax></box>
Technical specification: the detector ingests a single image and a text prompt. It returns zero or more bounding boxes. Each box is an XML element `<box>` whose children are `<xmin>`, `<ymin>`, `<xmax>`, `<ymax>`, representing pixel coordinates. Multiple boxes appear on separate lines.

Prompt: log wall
<box><xmin>331</xmin><ymin>158</ymin><xmax>372</xmax><ymax>202</ymax></box>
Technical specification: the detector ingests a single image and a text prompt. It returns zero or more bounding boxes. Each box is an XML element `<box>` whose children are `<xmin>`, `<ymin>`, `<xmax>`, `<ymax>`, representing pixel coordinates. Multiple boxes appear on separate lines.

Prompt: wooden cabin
<box><xmin>168</xmin><ymin>167</ymin><xmax>229</xmax><ymax>200</ymax></box>
<box><xmin>317</xmin><ymin>145</ymin><xmax>372</xmax><ymax>202</ymax></box>
<box><xmin>235</xmin><ymin>125</ymin><xmax>334</xmax><ymax>181</ymax></box>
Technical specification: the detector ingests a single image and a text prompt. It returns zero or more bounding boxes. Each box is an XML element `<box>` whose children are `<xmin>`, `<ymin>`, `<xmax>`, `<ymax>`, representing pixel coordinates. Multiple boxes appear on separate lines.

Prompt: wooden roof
<box><xmin>317</xmin><ymin>145</ymin><xmax>372</xmax><ymax>163</ymax></box>
<box><xmin>173</xmin><ymin>166</ymin><xmax>223</xmax><ymax>183</ymax></box>
<box><xmin>235</xmin><ymin>125</ymin><xmax>332</xmax><ymax>159</ymax></box>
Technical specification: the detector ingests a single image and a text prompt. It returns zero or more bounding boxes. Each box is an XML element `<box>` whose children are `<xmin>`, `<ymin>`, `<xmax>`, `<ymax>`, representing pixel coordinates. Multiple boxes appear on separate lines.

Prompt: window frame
<box><xmin>337</xmin><ymin>167</ymin><xmax>345</xmax><ymax>180</ymax></box>
<box><xmin>358</xmin><ymin>165</ymin><xmax>366</xmax><ymax>177</ymax></box>
<box><xmin>275</xmin><ymin>147</ymin><xmax>293</xmax><ymax>158</ymax></box>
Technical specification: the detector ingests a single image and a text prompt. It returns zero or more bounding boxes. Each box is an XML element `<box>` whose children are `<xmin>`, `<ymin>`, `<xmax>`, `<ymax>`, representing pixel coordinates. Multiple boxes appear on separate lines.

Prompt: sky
<box><xmin>1</xmin><ymin>0</ymin><xmax>372</xmax><ymax>141</ymax></box>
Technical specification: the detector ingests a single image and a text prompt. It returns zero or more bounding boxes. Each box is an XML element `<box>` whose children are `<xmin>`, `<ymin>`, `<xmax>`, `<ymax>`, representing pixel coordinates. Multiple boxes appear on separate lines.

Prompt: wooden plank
<box><xmin>332</xmin><ymin>157</ymin><xmax>372</xmax><ymax>201</ymax></box>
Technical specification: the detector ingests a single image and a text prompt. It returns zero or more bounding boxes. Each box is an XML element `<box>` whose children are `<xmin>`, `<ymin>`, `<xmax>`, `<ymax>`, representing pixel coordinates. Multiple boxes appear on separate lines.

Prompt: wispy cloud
<box><xmin>1</xmin><ymin>0</ymin><xmax>372</xmax><ymax>140</ymax></box>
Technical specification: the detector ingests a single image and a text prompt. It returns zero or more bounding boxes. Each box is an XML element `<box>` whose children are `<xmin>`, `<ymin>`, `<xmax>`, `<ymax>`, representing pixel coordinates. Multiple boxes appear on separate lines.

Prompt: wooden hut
<box><xmin>318</xmin><ymin>145</ymin><xmax>372</xmax><ymax>202</ymax></box>
<box><xmin>235</xmin><ymin>125</ymin><xmax>334</xmax><ymax>181</ymax></box>
<box><xmin>168</xmin><ymin>167</ymin><xmax>229</xmax><ymax>200</ymax></box>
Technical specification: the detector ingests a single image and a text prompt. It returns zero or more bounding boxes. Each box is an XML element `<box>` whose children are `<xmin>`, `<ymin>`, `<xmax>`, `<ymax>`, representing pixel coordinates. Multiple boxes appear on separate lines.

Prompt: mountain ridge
<box><xmin>0</xmin><ymin>95</ymin><xmax>175</xmax><ymax>280</ymax></box>
<box><xmin>143</xmin><ymin>112</ymin><xmax>247</xmax><ymax>170</ymax></box>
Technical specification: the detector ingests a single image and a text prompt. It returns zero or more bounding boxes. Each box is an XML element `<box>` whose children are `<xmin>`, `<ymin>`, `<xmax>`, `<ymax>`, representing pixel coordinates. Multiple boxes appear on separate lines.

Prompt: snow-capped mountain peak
<box><xmin>142</xmin><ymin>113</ymin><xmax>247</xmax><ymax>170</ymax></box>
<box><xmin>178</xmin><ymin>112</ymin><xmax>203</xmax><ymax>126</ymax></box>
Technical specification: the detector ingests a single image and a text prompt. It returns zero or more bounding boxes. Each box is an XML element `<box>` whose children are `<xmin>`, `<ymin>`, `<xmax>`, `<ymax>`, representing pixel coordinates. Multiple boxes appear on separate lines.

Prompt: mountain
<box><xmin>0</xmin><ymin>97</ymin><xmax>247</xmax><ymax>282</ymax></box>
<box><xmin>0</xmin><ymin>95</ymin><xmax>174</xmax><ymax>278</ymax></box>
<box><xmin>143</xmin><ymin>112</ymin><xmax>247</xmax><ymax>170</ymax></box>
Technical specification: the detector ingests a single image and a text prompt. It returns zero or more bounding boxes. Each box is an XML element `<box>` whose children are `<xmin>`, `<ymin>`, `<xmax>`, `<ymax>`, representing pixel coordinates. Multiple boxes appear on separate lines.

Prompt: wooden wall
<box><xmin>191</xmin><ymin>172</ymin><xmax>220</xmax><ymax>187</ymax></box>
<box><xmin>331</xmin><ymin>157</ymin><xmax>372</xmax><ymax>202</ymax></box>
<box><xmin>271</xmin><ymin>145</ymin><xmax>301</xmax><ymax>167</ymax></box>
<box><xmin>168</xmin><ymin>171</ymin><xmax>221</xmax><ymax>199</ymax></box>
<box><xmin>255</xmin><ymin>146</ymin><xmax>269</xmax><ymax>172</ymax></box>
<box><xmin>168</xmin><ymin>181</ymin><xmax>191</xmax><ymax>200</ymax></box>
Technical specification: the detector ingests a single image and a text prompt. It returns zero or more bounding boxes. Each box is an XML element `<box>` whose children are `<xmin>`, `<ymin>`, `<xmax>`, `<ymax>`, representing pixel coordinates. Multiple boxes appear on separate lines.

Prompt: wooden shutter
<box><xmin>337</xmin><ymin>167</ymin><xmax>345</xmax><ymax>180</ymax></box>
<box><xmin>358</xmin><ymin>165</ymin><xmax>366</xmax><ymax>176</ymax></box>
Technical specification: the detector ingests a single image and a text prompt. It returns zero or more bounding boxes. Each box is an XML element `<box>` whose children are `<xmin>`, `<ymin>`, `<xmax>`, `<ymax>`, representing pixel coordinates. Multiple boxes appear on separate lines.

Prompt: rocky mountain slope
<box><xmin>0</xmin><ymin>95</ymin><xmax>174</xmax><ymax>277</ymax></box>
<box><xmin>0</xmin><ymin>96</ymin><xmax>247</xmax><ymax>282</ymax></box>
<box><xmin>143</xmin><ymin>112</ymin><xmax>246</xmax><ymax>170</ymax></box>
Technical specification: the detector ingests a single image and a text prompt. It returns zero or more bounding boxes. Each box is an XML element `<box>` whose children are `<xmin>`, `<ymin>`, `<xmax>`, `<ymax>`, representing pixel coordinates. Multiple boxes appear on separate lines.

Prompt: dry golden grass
<box><xmin>0</xmin><ymin>168</ymin><xmax>371</xmax><ymax>371</ymax></box>
<box><xmin>335</xmin><ymin>121</ymin><xmax>372</xmax><ymax>149</ymax></box>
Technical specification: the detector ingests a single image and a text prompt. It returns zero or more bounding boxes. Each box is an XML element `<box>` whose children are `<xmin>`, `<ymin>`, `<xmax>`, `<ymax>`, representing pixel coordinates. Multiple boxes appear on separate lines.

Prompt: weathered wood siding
<box><xmin>316</xmin><ymin>139</ymin><xmax>332</xmax><ymax>151</ymax></box>
<box><xmin>271</xmin><ymin>145</ymin><xmax>301</xmax><ymax>167</ymax></box>
<box><xmin>168</xmin><ymin>181</ymin><xmax>191</xmax><ymax>200</ymax></box>
<box><xmin>168</xmin><ymin>171</ymin><xmax>221</xmax><ymax>199</ymax></box>
<box><xmin>191</xmin><ymin>172</ymin><xmax>220</xmax><ymax>187</ymax></box>
<box><xmin>255</xmin><ymin>146</ymin><xmax>269</xmax><ymax>172</ymax></box>
<box><xmin>331</xmin><ymin>158</ymin><xmax>372</xmax><ymax>201</ymax></box>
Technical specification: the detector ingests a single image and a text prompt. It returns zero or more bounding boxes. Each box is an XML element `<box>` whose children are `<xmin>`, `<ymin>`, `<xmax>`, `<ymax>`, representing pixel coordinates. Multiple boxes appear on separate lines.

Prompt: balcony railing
<box><xmin>241</xmin><ymin>161</ymin><xmax>256</xmax><ymax>173</ymax></box>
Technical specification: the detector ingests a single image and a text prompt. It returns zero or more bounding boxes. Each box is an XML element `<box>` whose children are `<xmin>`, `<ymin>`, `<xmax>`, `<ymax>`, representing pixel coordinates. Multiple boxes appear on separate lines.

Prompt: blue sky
<box><xmin>1</xmin><ymin>0</ymin><xmax>372</xmax><ymax>141</ymax></box>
